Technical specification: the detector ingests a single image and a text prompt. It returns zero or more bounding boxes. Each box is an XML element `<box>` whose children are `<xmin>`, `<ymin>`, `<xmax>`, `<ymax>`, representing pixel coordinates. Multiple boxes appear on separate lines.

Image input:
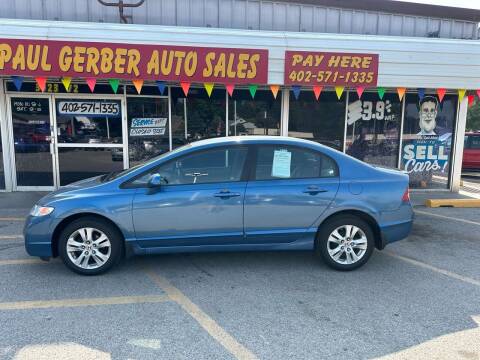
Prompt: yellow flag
<box><xmin>458</xmin><ymin>89</ymin><xmax>466</xmax><ymax>102</ymax></box>
<box><xmin>204</xmin><ymin>83</ymin><xmax>214</xmax><ymax>97</ymax></box>
<box><xmin>335</xmin><ymin>86</ymin><xmax>344</xmax><ymax>100</ymax></box>
<box><xmin>132</xmin><ymin>79</ymin><xmax>144</xmax><ymax>94</ymax></box>
<box><xmin>61</xmin><ymin>77</ymin><xmax>72</xmax><ymax>91</ymax></box>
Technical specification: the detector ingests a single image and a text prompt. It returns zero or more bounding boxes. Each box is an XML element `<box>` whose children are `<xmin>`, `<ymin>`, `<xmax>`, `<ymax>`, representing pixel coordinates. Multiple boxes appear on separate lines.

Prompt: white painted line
<box><xmin>414</xmin><ymin>209</ymin><xmax>480</xmax><ymax>227</ymax></box>
<box><xmin>0</xmin><ymin>235</ymin><xmax>23</xmax><ymax>240</ymax></box>
<box><xmin>0</xmin><ymin>295</ymin><xmax>170</xmax><ymax>311</ymax></box>
<box><xmin>384</xmin><ymin>251</ymin><xmax>480</xmax><ymax>288</ymax></box>
<box><xmin>146</xmin><ymin>269</ymin><xmax>258</xmax><ymax>360</ymax></box>
<box><xmin>0</xmin><ymin>259</ymin><xmax>46</xmax><ymax>266</ymax></box>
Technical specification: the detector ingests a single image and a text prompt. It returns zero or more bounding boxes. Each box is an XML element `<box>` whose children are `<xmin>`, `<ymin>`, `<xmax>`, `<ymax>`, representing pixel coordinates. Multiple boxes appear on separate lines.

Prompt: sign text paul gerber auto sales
<box><xmin>284</xmin><ymin>51</ymin><xmax>378</xmax><ymax>86</ymax></box>
<box><xmin>0</xmin><ymin>39</ymin><xmax>268</xmax><ymax>84</ymax></box>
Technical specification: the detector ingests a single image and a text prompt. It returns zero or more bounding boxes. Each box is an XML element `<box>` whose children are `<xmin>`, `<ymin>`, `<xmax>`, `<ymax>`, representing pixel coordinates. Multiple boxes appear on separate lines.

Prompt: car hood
<box><xmin>38</xmin><ymin>175</ymin><xmax>104</xmax><ymax>205</ymax></box>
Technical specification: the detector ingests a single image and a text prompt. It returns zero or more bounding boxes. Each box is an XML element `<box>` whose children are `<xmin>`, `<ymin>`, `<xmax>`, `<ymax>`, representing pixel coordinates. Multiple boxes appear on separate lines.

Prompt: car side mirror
<box><xmin>147</xmin><ymin>173</ymin><xmax>166</xmax><ymax>194</ymax></box>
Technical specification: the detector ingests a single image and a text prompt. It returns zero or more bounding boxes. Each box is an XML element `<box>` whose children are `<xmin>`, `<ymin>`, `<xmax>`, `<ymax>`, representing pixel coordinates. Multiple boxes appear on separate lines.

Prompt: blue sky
<box><xmin>395</xmin><ymin>0</ymin><xmax>480</xmax><ymax>10</ymax></box>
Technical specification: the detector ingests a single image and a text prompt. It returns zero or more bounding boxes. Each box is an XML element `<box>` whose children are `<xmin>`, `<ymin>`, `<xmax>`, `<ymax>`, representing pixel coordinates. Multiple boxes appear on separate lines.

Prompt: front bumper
<box><xmin>23</xmin><ymin>214</ymin><xmax>58</xmax><ymax>257</ymax></box>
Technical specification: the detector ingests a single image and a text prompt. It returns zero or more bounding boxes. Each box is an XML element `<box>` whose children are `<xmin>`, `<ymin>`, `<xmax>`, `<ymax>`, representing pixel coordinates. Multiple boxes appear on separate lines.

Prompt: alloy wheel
<box><xmin>327</xmin><ymin>225</ymin><xmax>368</xmax><ymax>265</ymax></box>
<box><xmin>66</xmin><ymin>227</ymin><xmax>112</xmax><ymax>270</ymax></box>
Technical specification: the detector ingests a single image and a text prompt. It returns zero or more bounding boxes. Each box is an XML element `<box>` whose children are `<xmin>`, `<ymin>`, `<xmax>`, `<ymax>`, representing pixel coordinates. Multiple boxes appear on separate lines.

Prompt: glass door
<box><xmin>9</xmin><ymin>95</ymin><xmax>56</xmax><ymax>190</ymax></box>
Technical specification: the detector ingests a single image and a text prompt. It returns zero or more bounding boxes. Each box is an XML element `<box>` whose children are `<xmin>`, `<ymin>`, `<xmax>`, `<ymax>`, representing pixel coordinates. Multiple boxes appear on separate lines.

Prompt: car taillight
<box><xmin>402</xmin><ymin>187</ymin><xmax>410</xmax><ymax>202</ymax></box>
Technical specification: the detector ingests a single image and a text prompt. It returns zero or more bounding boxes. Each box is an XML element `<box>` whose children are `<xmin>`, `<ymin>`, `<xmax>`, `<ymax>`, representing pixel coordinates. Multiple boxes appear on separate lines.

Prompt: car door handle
<box><xmin>302</xmin><ymin>186</ymin><xmax>327</xmax><ymax>195</ymax></box>
<box><xmin>214</xmin><ymin>190</ymin><xmax>241</xmax><ymax>198</ymax></box>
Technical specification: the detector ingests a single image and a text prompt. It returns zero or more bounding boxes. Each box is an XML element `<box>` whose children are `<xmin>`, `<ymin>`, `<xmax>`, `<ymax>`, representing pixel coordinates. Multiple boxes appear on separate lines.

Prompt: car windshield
<box><xmin>101</xmin><ymin>143</ymin><xmax>193</xmax><ymax>182</ymax></box>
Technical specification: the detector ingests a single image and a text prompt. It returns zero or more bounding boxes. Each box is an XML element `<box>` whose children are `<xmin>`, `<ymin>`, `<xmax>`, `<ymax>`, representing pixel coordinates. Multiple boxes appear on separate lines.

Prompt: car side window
<box><xmin>464</xmin><ymin>136</ymin><xmax>470</xmax><ymax>149</ymax></box>
<box><xmin>129</xmin><ymin>147</ymin><xmax>248</xmax><ymax>186</ymax></box>
<box><xmin>254</xmin><ymin>145</ymin><xmax>338</xmax><ymax>180</ymax></box>
<box><xmin>471</xmin><ymin>136</ymin><xmax>480</xmax><ymax>149</ymax></box>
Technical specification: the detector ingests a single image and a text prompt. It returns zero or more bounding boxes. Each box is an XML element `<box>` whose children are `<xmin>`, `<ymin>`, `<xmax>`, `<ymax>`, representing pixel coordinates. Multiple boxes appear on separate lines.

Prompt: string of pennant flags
<box><xmin>8</xmin><ymin>75</ymin><xmax>478</xmax><ymax>107</ymax></box>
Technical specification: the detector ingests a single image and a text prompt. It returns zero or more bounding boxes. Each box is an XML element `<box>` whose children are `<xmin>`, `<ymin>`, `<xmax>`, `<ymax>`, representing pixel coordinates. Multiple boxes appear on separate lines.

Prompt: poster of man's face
<box><xmin>417</xmin><ymin>96</ymin><xmax>438</xmax><ymax>135</ymax></box>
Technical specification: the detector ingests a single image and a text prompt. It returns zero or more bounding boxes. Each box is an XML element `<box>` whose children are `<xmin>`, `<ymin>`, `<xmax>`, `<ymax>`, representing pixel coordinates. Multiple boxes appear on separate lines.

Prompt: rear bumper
<box><xmin>378</xmin><ymin>203</ymin><xmax>414</xmax><ymax>249</ymax></box>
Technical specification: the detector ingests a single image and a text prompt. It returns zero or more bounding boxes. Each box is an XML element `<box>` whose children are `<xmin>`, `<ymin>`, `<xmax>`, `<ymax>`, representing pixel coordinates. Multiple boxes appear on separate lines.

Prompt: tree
<box><xmin>466</xmin><ymin>101</ymin><xmax>480</xmax><ymax>131</ymax></box>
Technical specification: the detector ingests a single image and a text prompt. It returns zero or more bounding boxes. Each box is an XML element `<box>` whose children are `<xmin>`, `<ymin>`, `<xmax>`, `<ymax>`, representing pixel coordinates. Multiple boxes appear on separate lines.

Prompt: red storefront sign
<box><xmin>284</xmin><ymin>51</ymin><xmax>378</xmax><ymax>86</ymax></box>
<box><xmin>0</xmin><ymin>39</ymin><xmax>269</xmax><ymax>84</ymax></box>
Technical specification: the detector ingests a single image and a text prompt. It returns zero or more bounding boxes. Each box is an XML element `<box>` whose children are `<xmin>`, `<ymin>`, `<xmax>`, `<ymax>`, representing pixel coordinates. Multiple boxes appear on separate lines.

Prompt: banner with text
<box><xmin>0</xmin><ymin>39</ymin><xmax>268</xmax><ymax>84</ymax></box>
<box><xmin>284</xmin><ymin>51</ymin><xmax>379</xmax><ymax>87</ymax></box>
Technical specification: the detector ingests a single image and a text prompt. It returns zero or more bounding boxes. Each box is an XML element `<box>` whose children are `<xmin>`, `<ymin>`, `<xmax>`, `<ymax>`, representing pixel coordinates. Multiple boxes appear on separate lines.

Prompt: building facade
<box><xmin>0</xmin><ymin>0</ymin><xmax>479</xmax><ymax>192</ymax></box>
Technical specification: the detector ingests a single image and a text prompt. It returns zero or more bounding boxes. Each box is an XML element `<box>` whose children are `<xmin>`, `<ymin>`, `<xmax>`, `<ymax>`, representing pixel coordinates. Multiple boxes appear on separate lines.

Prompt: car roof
<box><xmin>186</xmin><ymin>135</ymin><xmax>331</xmax><ymax>149</ymax></box>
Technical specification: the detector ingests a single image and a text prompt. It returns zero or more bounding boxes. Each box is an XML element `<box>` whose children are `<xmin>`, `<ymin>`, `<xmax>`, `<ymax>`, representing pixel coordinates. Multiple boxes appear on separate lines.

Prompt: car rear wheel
<box><xmin>58</xmin><ymin>217</ymin><xmax>123</xmax><ymax>275</ymax></box>
<box><xmin>316</xmin><ymin>215</ymin><xmax>374</xmax><ymax>271</ymax></box>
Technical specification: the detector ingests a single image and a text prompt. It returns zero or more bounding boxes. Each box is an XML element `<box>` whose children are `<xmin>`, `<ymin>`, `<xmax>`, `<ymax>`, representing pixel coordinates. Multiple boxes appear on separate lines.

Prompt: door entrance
<box><xmin>9</xmin><ymin>96</ymin><xmax>56</xmax><ymax>190</ymax></box>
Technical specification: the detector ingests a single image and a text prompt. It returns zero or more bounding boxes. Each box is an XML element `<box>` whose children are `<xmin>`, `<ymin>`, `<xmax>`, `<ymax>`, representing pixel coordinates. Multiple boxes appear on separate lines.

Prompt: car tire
<box><xmin>315</xmin><ymin>215</ymin><xmax>374</xmax><ymax>271</ymax></box>
<box><xmin>58</xmin><ymin>217</ymin><xmax>123</xmax><ymax>275</ymax></box>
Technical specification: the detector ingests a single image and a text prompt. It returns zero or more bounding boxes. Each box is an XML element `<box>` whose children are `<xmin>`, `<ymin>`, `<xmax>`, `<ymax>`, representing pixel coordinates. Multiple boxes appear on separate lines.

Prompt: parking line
<box><xmin>384</xmin><ymin>251</ymin><xmax>480</xmax><ymax>288</ymax></box>
<box><xmin>414</xmin><ymin>209</ymin><xmax>480</xmax><ymax>227</ymax></box>
<box><xmin>145</xmin><ymin>269</ymin><xmax>258</xmax><ymax>360</ymax></box>
<box><xmin>0</xmin><ymin>259</ymin><xmax>46</xmax><ymax>266</ymax></box>
<box><xmin>0</xmin><ymin>235</ymin><xmax>23</xmax><ymax>240</ymax></box>
<box><xmin>0</xmin><ymin>218</ymin><xmax>24</xmax><ymax>221</ymax></box>
<box><xmin>0</xmin><ymin>294</ymin><xmax>170</xmax><ymax>311</ymax></box>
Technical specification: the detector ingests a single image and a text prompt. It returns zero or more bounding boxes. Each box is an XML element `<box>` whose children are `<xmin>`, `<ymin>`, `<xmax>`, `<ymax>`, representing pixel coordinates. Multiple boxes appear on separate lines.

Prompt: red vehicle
<box><xmin>463</xmin><ymin>132</ymin><xmax>480</xmax><ymax>170</ymax></box>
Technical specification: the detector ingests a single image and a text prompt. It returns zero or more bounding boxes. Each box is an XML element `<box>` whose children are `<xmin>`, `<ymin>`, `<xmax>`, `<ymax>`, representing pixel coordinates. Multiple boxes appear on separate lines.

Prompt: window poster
<box><xmin>401</xmin><ymin>94</ymin><xmax>457</xmax><ymax>189</ymax></box>
<box><xmin>346</xmin><ymin>92</ymin><xmax>402</xmax><ymax>168</ymax></box>
<box><xmin>271</xmin><ymin>149</ymin><xmax>292</xmax><ymax>178</ymax></box>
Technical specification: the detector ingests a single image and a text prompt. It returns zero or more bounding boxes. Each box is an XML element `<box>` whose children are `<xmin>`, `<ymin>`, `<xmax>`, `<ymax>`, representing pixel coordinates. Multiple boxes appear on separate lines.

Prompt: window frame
<box><xmin>248</xmin><ymin>144</ymin><xmax>339</xmax><ymax>182</ymax></box>
<box><xmin>121</xmin><ymin>144</ymin><xmax>253</xmax><ymax>189</ymax></box>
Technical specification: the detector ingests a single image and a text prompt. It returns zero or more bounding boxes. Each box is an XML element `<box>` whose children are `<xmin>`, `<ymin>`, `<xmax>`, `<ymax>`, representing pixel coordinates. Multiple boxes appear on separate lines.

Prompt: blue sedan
<box><xmin>24</xmin><ymin>136</ymin><xmax>413</xmax><ymax>275</ymax></box>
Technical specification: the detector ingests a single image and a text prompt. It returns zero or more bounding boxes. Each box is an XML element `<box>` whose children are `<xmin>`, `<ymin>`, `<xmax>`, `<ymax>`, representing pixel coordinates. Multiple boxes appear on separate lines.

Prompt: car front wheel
<box><xmin>316</xmin><ymin>215</ymin><xmax>374</xmax><ymax>271</ymax></box>
<box><xmin>58</xmin><ymin>217</ymin><xmax>123</xmax><ymax>275</ymax></box>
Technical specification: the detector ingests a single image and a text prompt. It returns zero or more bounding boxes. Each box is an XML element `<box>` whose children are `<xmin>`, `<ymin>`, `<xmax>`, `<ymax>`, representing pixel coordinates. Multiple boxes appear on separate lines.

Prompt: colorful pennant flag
<box><xmin>397</xmin><ymin>87</ymin><xmax>406</xmax><ymax>101</ymax></box>
<box><xmin>468</xmin><ymin>94</ymin><xmax>475</xmax><ymax>107</ymax></box>
<box><xmin>109</xmin><ymin>79</ymin><xmax>120</xmax><ymax>94</ymax></box>
<box><xmin>249</xmin><ymin>85</ymin><xmax>258</xmax><ymax>99</ymax></box>
<box><xmin>458</xmin><ymin>89</ymin><xmax>466</xmax><ymax>102</ymax></box>
<box><xmin>226</xmin><ymin>84</ymin><xmax>235</xmax><ymax>97</ymax></box>
<box><xmin>132</xmin><ymin>79</ymin><xmax>144</xmax><ymax>94</ymax></box>
<box><xmin>35</xmin><ymin>77</ymin><xmax>47</xmax><ymax>92</ymax></box>
<box><xmin>335</xmin><ymin>86</ymin><xmax>344</xmax><ymax>100</ymax></box>
<box><xmin>356</xmin><ymin>87</ymin><xmax>365</xmax><ymax>99</ymax></box>
<box><xmin>436</xmin><ymin>88</ymin><xmax>446</xmax><ymax>103</ymax></box>
<box><xmin>61</xmin><ymin>77</ymin><xmax>72</xmax><ymax>92</ymax></box>
<box><xmin>11</xmin><ymin>76</ymin><xmax>24</xmax><ymax>91</ymax></box>
<box><xmin>292</xmin><ymin>86</ymin><xmax>301</xmax><ymax>100</ymax></box>
<box><xmin>377</xmin><ymin>87</ymin><xmax>385</xmax><ymax>100</ymax></box>
<box><xmin>156</xmin><ymin>81</ymin><xmax>166</xmax><ymax>95</ymax></box>
<box><xmin>180</xmin><ymin>82</ymin><xmax>190</xmax><ymax>97</ymax></box>
<box><xmin>313</xmin><ymin>85</ymin><xmax>322</xmax><ymax>100</ymax></box>
<box><xmin>270</xmin><ymin>85</ymin><xmax>280</xmax><ymax>99</ymax></box>
<box><xmin>418</xmin><ymin>88</ymin><xmax>425</xmax><ymax>101</ymax></box>
<box><xmin>86</xmin><ymin>78</ymin><xmax>96</xmax><ymax>93</ymax></box>
<box><xmin>204</xmin><ymin>83</ymin><xmax>214</xmax><ymax>97</ymax></box>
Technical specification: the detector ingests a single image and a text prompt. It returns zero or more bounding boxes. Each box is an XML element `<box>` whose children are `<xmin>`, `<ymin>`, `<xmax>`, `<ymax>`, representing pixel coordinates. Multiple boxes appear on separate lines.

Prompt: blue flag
<box><xmin>12</xmin><ymin>76</ymin><xmax>24</xmax><ymax>91</ymax></box>
<box><xmin>156</xmin><ymin>81</ymin><xmax>166</xmax><ymax>95</ymax></box>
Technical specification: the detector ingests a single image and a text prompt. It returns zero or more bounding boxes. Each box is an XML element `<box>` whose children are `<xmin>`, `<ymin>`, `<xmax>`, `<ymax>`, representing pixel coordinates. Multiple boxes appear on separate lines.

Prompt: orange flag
<box><xmin>397</xmin><ymin>87</ymin><xmax>406</xmax><ymax>101</ymax></box>
<box><xmin>270</xmin><ymin>85</ymin><xmax>280</xmax><ymax>99</ymax></box>
<box><xmin>132</xmin><ymin>79</ymin><xmax>144</xmax><ymax>94</ymax></box>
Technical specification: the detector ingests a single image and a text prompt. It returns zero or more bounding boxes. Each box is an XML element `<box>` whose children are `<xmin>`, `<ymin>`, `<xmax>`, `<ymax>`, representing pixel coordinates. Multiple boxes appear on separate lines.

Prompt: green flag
<box><xmin>249</xmin><ymin>85</ymin><xmax>258</xmax><ymax>99</ymax></box>
<box><xmin>109</xmin><ymin>79</ymin><xmax>120</xmax><ymax>94</ymax></box>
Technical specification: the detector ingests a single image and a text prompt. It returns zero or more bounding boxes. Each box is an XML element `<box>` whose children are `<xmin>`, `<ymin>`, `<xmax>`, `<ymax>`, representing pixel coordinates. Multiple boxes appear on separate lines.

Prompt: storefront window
<box><xmin>228</xmin><ymin>89</ymin><xmax>281</xmax><ymax>136</ymax></box>
<box><xmin>289</xmin><ymin>91</ymin><xmax>344</xmax><ymax>151</ymax></box>
<box><xmin>58</xmin><ymin>148</ymin><xmax>123</xmax><ymax>185</ymax></box>
<box><xmin>56</xmin><ymin>99</ymin><xmax>122</xmax><ymax>144</ymax></box>
<box><xmin>0</xmin><ymin>122</ymin><xmax>5</xmax><ymax>189</ymax></box>
<box><xmin>171</xmin><ymin>87</ymin><xmax>226</xmax><ymax>148</ymax></box>
<box><xmin>345</xmin><ymin>92</ymin><xmax>402</xmax><ymax>167</ymax></box>
<box><xmin>127</xmin><ymin>97</ymin><xmax>169</xmax><ymax>167</ymax></box>
<box><xmin>401</xmin><ymin>93</ymin><xmax>457</xmax><ymax>189</ymax></box>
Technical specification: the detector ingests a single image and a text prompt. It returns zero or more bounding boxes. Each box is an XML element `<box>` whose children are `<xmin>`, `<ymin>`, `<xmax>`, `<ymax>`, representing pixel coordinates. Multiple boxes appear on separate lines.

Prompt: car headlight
<box><xmin>30</xmin><ymin>205</ymin><xmax>54</xmax><ymax>217</ymax></box>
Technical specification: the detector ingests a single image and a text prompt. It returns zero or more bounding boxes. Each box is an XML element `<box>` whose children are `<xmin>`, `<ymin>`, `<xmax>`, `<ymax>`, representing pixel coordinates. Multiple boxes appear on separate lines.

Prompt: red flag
<box><xmin>35</xmin><ymin>77</ymin><xmax>47</xmax><ymax>92</ymax></box>
<box><xmin>437</xmin><ymin>88</ymin><xmax>446</xmax><ymax>102</ymax></box>
<box><xmin>180</xmin><ymin>82</ymin><xmax>190</xmax><ymax>96</ymax></box>
<box><xmin>225</xmin><ymin>84</ymin><xmax>235</xmax><ymax>97</ymax></box>
<box><xmin>356</xmin><ymin>87</ymin><xmax>365</xmax><ymax>99</ymax></box>
<box><xmin>468</xmin><ymin>94</ymin><xmax>475</xmax><ymax>107</ymax></box>
<box><xmin>313</xmin><ymin>85</ymin><xmax>323</xmax><ymax>100</ymax></box>
<box><xmin>86</xmin><ymin>78</ymin><xmax>96</xmax><ymax>93</ymax></box>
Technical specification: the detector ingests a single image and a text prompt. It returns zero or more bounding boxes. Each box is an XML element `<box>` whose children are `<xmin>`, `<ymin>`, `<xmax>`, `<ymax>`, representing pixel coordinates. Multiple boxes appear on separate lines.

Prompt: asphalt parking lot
<box><xmin>1</xmin><ymin>192</ymin><xmax>480</xmax><ymax>359</ymax></box>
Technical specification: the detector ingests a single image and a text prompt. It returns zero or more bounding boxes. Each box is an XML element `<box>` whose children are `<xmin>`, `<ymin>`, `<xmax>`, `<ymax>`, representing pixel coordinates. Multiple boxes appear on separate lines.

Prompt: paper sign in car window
<box><xmin>271</xmin><ymin>149</ymin><xmax>291</xmax><ymax>178</ymax></box>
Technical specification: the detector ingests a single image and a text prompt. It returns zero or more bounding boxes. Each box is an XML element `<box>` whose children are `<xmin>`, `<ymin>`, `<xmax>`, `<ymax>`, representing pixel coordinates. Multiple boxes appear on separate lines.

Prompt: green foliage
<box><xmin>467</xmin><ymin>101</ymin><xmax>480</xmax><ymax>132</ymax></box>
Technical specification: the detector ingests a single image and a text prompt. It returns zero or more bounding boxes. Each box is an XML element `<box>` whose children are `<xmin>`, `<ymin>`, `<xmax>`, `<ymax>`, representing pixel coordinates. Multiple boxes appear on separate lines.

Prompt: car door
<box><xmin>244</xmin><ymin>144</ymin><xmax>339</xmax><ymax>244</ymax></box>
<box><xmin>130</xmin><ymin>145</ymin><xmax>249</xmax><ymax>248</ymax></box>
